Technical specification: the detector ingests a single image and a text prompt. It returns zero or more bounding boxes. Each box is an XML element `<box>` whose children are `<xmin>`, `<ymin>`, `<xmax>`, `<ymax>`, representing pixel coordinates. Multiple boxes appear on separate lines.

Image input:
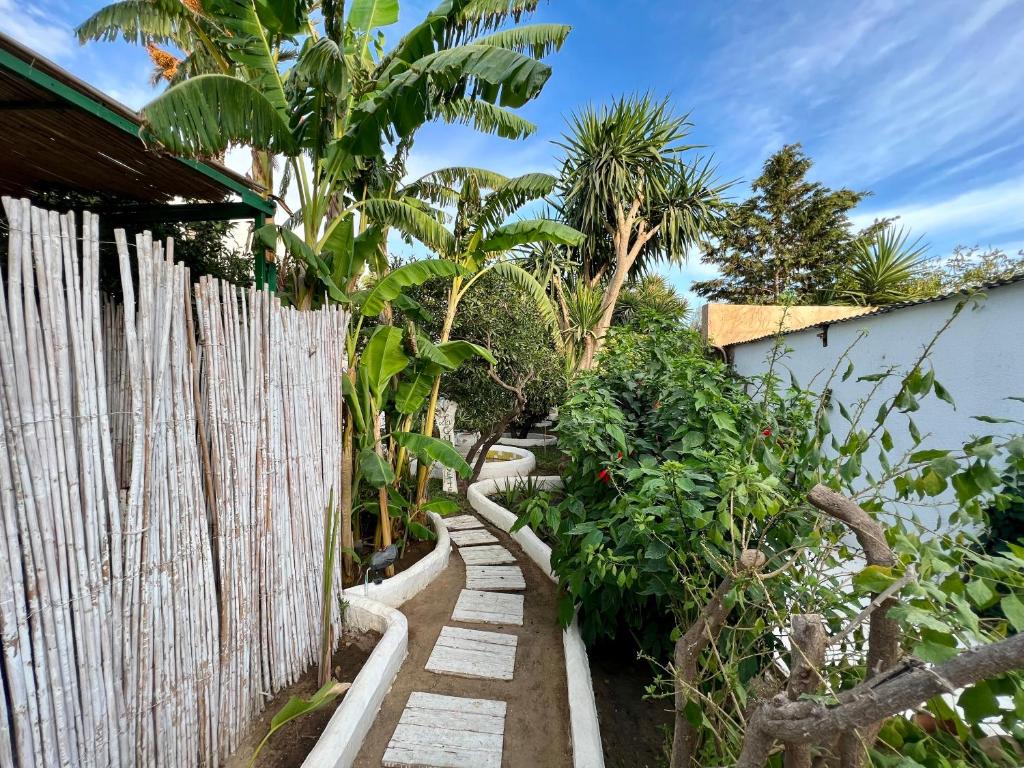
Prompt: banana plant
<box><xmin>396</xmin><ymin>167</ymin><xmax>586</xmax><ymax>511</ymax></box>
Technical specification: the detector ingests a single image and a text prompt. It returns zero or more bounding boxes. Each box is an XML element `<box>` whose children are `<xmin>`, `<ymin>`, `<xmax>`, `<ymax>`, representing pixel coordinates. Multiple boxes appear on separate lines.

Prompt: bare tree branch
<box><xmin>737</xmin><ymin>632</ymin><xmax>1024</xmax><ymax>768</ymax></box>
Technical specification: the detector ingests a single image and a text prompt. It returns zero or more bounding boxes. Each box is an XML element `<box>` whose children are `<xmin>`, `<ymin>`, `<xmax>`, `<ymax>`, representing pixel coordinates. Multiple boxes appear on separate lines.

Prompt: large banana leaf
<box><xmin>484</xmin><ymin>260</ymin><xmax>559</xmax><ymax>334</ymax></box>
<box><xmin>359</xmin><ymin>448</ymin><xmax>396</xmax><ymax>487</ymax></box>
<box><xmin>437</xmin><ymin>340</ymin><xmax>496</xmax><ymax>367</ymax></box>
<box><xmin>436</xmin><ymin>99</ymin><xmax>536</xmax><ymax>140</ymax></box>
<box><xmin>349</xmin><ymin>0</ymin><xmax>399</xmax><ymax>33</ymax></box>
<box><xmin>361</xmin><ymin>259</ymin><xmax>464</xmax><ymax>317</ymax></box>
<box><xmin>76</xmin><ymin>0</ymin><xmax>193</xmax><ymax>45</ymax></box>
<box><xmin>480</xmin><ymin>219</ymin><xmax>584</xmax><ymax>252</ymax></box>
<box><xmin>476</xmin><ymin>172</ymin><xmax>558</xmax><ymax>230</ymax></box>
<box><xmin>360</xmin><ymin>198</ymin><xmax>456</xmax><ymax>256</ymax></box>
<box><xmin>346</xmin><ymin>44</ymin><xmax>552</xmax><ymax>155</ymax></box>
<box><xmin>392</xmin><ymin>432</ymin><xmax>471</xmax><ymax>478</ymax></box>
<box><xmin>206</xmin><ymin>0</ymin><xmax>290</xmax><ymax>113</ymax></box>
<box><xmin>474</xmin><ymin>23</ymin><xmax>571</xmax><ymax>58</ymax></box>
<box><xmin>142</xmin><ymin>74</ymin><xmax>295</xmax><ymax>156</ymax></box>
<box><xmin>359</xmin><ymin>326</ymin><xmax>409</xmax><ymax>400</ymax></box>
<box><xmin>394</xmin><ymin>364</ymin><xmax>440</xmax><ymax>414</ymax></box>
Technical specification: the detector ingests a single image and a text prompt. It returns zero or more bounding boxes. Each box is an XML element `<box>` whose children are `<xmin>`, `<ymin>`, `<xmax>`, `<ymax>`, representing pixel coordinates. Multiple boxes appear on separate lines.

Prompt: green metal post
<box><xmin>254</xmin><ymin>212</ymin><xmax>267</xmax><ymax>289</ymax></box>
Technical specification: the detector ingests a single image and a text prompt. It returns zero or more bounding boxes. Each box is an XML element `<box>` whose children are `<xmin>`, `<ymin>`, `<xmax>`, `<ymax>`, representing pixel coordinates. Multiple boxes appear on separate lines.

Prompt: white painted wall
<box><xmin>729</xmin><ymin>281</ymin><xmax>1024</xmax><ymax>528</ymax></box>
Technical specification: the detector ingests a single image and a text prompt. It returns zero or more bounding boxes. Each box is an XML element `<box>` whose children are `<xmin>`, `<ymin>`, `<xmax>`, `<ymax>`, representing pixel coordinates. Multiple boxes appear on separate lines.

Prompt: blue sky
<box><xmin>4</xmin><ymin>0</ymin><xmax>1024</xmax><ymax>303</ymax></box>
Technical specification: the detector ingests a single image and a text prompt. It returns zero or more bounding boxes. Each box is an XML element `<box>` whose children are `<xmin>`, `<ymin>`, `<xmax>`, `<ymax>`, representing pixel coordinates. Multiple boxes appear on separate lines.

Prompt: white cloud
<box><xmin>850</xmin><ymin>176</ymin><xmax>1024</xmax><ymax>246</ymax></box>
<box><xmin>0</xmin><ymin>0</ymin><xmax>75</xmax><ymax>61</ymax></box>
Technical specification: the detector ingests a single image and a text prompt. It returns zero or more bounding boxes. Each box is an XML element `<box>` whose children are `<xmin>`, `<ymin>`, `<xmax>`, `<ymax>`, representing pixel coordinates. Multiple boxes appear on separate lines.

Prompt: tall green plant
<box><xmin>556</xmin><ymin>94</ymin><xmax>727</xmax><ymax>368</ymax></box>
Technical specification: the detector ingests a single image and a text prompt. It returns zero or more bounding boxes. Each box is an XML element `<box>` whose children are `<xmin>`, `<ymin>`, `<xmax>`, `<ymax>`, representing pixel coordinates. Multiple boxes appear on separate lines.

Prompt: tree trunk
<box><xmin>807</xmin><ymin>485</ymin><xmax>900</xmax><ymax>767</ymax></box>
<box><xmin>783</xmin><ymin>615</ymin><xmax>827</xmax><ymax>768</ymax></box>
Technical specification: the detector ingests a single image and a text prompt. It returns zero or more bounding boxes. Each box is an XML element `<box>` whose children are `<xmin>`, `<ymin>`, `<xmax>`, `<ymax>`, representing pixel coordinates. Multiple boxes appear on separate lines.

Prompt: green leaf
<box><xmin>436</xmin><ymin>340</ymin><xmax>497</xmax><ymax>367</ymax></box>
<box><xmin>711</xmin><ymin>412</ymin><xmax>735</xmax><ymax>432</ymax></box>
<box><xmin>260</xmin><ymin>679</ymin><xmax>350</xmax><ymax>755</ymax></box>
<box><xmin>853</xmin><ymin>564</ymin><xmax>898</xmax><ymax>593</ymax></box>
<box><xmin>361</xmin><ymin>259</ymin><xmax>463</xmax><ymax>317</ymax></box>
<box><xmin>422</xmin><ymin>499</ymin><xmax>460</xmax><ymax>516</ymax></box>
<box><xmin>394</xmin><ymin>367</ymin><xmax>436</xmax><ymax>415</ymax></box>
<box><xmin>359</xmin><ymin>449</ymin><xmax>395</xmax><ymax>487</ymax></box>
<box><xmin>482</xmin><ymin>261</ymin><xmax>559</xmax><ymax>333</ymax></box>
<box><xmin>966</xmin><ymin>578</ymin><xmax>997</xmax><ymax>609</ymax></box>
<box><xmin>142</xmin><ymin>73</ymin><xmax>296</xmax><ymax>156</ymax></box>
<box><xmin>973</xmin><ymin>415</ymin><xmax>1016</xmax><ymax>424</ymax></box>
<box><xmin>1001</xmin><ymin>594</ymin><xmax>1024</xmax><ymax>631</ymax></box>
<box><xmin>474</xmin><ymin>23</ymin><xmax>572</xmax><ymax>58</ymax></box>
<box><xmin>909</xmin><ymin>449</ymin><xmax>949</xmax><ymax>462</ymax></box>
<box><xmin>479</xmin><ymin>219</ymin><xmax>584</xmax><ymax>252</ymax></box>
<box><xmin>359</xmin><ymin>326</ymin><xmax>409</xmax><ymax>400</ymax></box>
<box><xmin>929</xmin><ymin>456</ymin><xmax>959</xmax><ymax>478</ymax></box>
<box><xmin>606</xmin><ymin>424</ymin><xmax>627</xmax><ymax>452</ymax></box>
<box><xmin>360</xmin><ymin>199</ymin><xmax>456</xmax><ymax>255</ymax></box>
<box><xmin>933</xmin><ymin>380</ymin><xmax>955</xmax><ymax>407</ymax></box>
<box><xmin>959</xmin><ymin>681</ymin><xmax>1000</xmax><ymax>722</ymax></box>
<box><xmin>391</xmin><ymin>432</ymin><xmax>471</xmax><ymax>478</ymax></box>
<box><xmin>407</xmin><ymin>520</ymin><xmax>436</xmax><ymax>540</ymax></box>
<box><xmin>913</xmin><ymin>638</ymin><xmax>959</xmax><ymax>664</ymax></box>
<box><xmin>348</xmin><ymin>0</ymin><xmax>398</xmax><ymax>32</ymax></box>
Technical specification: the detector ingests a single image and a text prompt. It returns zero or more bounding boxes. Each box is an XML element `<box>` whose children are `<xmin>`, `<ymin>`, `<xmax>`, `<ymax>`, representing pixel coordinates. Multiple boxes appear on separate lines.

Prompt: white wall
<box><xmin>729</xmin><ymin>281</ymin><xmax>1024</xmax><ymax>529</ymax></box>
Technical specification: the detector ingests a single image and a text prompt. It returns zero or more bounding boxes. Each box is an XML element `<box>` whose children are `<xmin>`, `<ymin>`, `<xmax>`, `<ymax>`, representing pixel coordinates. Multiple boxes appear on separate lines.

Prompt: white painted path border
<box><xmin>498</xmin><ymin>432</ymin><xmax>558</xmax><ymax>448</ymax></box>
<box><xmin>467</xmin><ymin>475</ymin><xmax>605</xmax><ymax>768</ymax></box>
<box><xmin>302</xmin><ymin>595</ymin><xmax>407</xmax><ymax>768</ymax></box>
<box><xmin>305</xmin><ymin>509</ymin><xmax>453</xmax><ymax>767</ymax></box>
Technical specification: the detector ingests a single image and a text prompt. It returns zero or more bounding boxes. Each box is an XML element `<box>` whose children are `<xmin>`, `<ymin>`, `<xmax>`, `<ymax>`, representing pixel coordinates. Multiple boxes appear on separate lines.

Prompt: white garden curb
<box><xmin>499</xmin><ymin>432</ymin><xmax>558</xmax><ymax>448</ymax></box>
<box><xmin>303</xmin><ymin>510</ymin><xmax>452</xmax><ymax>766</ymax></box>
<box><xmin>467</xmin><ymin>475</ymin><xmax>605</xmax><ymax>768</ymax></box>
<box><xmin>342</xmin><ymin>512</ymin><xmax>450</xmax><ymax>608</ymax></box>
<box><xmin>301</xmin><ymin>595</ymin><xmax>408</xmax><ymax>768</ymax></box>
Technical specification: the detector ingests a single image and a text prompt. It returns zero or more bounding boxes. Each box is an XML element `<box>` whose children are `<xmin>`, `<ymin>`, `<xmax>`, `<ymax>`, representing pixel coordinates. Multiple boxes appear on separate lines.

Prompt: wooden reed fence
<box><xmin>0</xmin><ymin>199</ymin><xmax>348</xmax><ymax>767</ymax></box>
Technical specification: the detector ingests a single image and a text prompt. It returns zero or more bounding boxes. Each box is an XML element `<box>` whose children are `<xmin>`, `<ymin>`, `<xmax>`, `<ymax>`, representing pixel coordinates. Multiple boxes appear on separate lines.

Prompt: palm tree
<box><xmin>614</xmin><ymin>274</ymin><xmax>691</xmax><ymax>326</ymax></box>
<box><xmin>556</xmin><ymin>94</ymin><xmax>728</xmax><ymax>368</ymax></box>
<box><xmin>844</xmin><ymin>226</ymin><xmax>930</xmax><ymax>305</ymax></box>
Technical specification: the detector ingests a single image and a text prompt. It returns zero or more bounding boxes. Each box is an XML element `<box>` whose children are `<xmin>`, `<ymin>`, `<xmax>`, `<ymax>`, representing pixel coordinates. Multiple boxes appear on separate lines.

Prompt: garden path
<box><xmin>352</xmin><ymin>507</ymin><xmax>572</xmax><ymax>767</ymax></box>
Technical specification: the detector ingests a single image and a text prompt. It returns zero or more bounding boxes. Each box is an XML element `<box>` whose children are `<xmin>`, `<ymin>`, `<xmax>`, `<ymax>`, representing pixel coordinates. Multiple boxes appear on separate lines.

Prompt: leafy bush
<box><xmin>547</xmin><ymin>308</ymin><xmax>1024</xmax><ymax>766</ymax></box>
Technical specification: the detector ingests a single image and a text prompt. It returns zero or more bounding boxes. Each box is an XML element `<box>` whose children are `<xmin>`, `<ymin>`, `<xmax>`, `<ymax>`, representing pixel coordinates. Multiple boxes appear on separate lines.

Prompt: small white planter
<box><xmin>499</xmin><ymin>432</ymin><xmax>558</xmax><ymax>448</ymax></box>
<box><xmin>410</xmin><ymin>444</ymin><xmax>537</xmax><ymax>482</ymax></box>
<box><xmin>342</xmin><ymin>512</ymin><xmax>450</xmax><ymax>608</ymax></box>
<box><xmin>467</xmin><ymin>475</ymin><xmax>605</xmax><ymax>768</ymax></box>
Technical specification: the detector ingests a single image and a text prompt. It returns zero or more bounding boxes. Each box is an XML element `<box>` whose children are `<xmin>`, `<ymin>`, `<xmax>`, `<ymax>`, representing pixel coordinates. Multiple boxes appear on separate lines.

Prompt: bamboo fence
<box><xmin>0</xmin><ymin>199</ymin><xmax>348</xmax><ymax>767</ymax></box>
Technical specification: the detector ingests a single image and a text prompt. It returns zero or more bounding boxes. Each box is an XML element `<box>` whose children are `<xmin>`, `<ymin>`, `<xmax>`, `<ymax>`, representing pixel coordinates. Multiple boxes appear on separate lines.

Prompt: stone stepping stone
<box><xmin>458</xmin><ymin>544</ymin><xmax>516</xmax><ymax>565</ymax></box>
<box><xmin>425</xmin><ymin>625</ymin><xmax>518</xmax><ymax>681</ymax></box>
<box><xmin>383</xmin><ymin>691</ymin><xmax>506</xmax><ymax>768</ymax></box>
<box><xmin>441</xmin><ymin>514</ymin><xmax>484</xmax><ymax>531</ymax></box>
<box><xmin>452</xmin><ymin>589</ymin><xmax>524</xmax><ymax>626</ymax></box>
<box><xmin>448</xmin><ymin>528</ymin><xmax>498</xmax><ymax>547</ymax></box>
<box><xmin>465</xmin><ymin>565</ymin><xmax>525</xmax><ymax>592</ymax></box>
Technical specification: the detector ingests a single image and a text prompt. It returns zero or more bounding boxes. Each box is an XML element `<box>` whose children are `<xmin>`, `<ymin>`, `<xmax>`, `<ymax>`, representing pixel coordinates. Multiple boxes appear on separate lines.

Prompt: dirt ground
<box><xmin>589</xmin><ymin>637</ymin><xmax>673</xmax><ymax>768</ymax></box>
<box><xmin>226</xmin><ymin>629</ymin><xmax>381</xmax><ymax>768</ymax></box>
<box><xmin>353</xmin><ymin>516</ymin><xmax>573</xmax><ymax>767</ymax></box>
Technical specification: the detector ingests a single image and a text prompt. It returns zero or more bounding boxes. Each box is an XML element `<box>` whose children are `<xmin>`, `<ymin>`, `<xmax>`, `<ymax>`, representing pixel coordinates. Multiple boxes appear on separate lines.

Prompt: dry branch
<box><xmin>737</xmin><ymin>632</ymin><xmax>1024</xmax><ymax>768</ymax></box>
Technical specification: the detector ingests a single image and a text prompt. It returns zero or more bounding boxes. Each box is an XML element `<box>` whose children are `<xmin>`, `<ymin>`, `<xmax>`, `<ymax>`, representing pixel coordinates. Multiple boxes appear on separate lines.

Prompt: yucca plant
<box><xmin>556</xmin><ymin>94</ymin><xmax>728</xmax><ymax>368</ymax></box>
<box><xmin>844</xmin><ymin>226</ymin><xmax>930</xmax><ymax>305</ymax></box>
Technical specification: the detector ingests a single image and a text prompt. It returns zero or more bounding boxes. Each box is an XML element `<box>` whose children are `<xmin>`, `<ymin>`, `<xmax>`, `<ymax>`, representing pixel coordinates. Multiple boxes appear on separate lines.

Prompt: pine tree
<box><xmin>693</xmin><ymin>144</ymin><xmax>873</xmax><ymax>304</ymax></box>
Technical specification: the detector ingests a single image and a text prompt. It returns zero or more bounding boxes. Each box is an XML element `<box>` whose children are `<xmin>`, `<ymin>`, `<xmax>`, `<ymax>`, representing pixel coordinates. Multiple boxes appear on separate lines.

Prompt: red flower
<box><xmin>653</xmin><ymin>400</ymin><xmax>662</xmax><ymax>410</ymax></box>
<box><xmin>762</xmin><ymin>427</ymin><xmax>772</xmax><ymax>437</ymax></box>
<box><xmin>597</xmin><ymin>468</ymin><xmax>611</xmax><ymax>484</ymax></box>
<box><xmin>616</xmin><ymin>451</ymin><xmax>623</xmax><ymax>459</ymax></box>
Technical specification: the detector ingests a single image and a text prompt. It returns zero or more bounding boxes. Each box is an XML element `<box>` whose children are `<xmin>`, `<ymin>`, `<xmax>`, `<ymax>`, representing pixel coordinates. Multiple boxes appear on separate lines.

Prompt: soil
<box><xmin>353</xmin><ymin>514</ymin><xmax>573</xmax><ymax>767</ymax></box>
<box><xmin>225</xmin><ymin>629</ymin><xmax>381</xmax><ymax>768</ymax></box>
<box><xmin>589</xmin><ymin>636</ymin><xmax>673</xmax><ymax>768</ymax></box>
<box><xmin>530</xmin><ymin>446</ymin><xmax>569</xmax><ymax>476</ymax></box>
